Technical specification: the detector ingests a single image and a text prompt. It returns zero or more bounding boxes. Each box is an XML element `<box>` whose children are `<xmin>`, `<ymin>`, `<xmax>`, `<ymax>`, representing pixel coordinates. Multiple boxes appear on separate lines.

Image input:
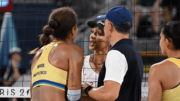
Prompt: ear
<box><xmin>165</xmin><ymin>38</ymin><xmax>171</xmax><ymax>49</ymax></box>
<box><xmin>109</xmin><ymin>22</ymin><xmax>114</xmax><ymax>33</ymax></box>
<box><xmin>70</xmin><ymin>26</ymin><xmax>76</xmax><ymax>36</ymax></box>
<box><xmin>106</xmin><ymin>22</ymin><xmax>112</xmax><ymax>33</ymax></box>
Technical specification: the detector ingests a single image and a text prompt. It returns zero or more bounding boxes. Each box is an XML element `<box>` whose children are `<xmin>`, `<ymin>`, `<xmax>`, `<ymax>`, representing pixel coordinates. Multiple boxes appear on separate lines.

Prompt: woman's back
<box><xmin>160</xmin><ymin>58</ymin><xmax>180</xmax><ymax>101</ymax></box>
<box><xmin>31</xmin><ymin>42</ymin><xmax>84</xmax><ymax>101</ymax></box>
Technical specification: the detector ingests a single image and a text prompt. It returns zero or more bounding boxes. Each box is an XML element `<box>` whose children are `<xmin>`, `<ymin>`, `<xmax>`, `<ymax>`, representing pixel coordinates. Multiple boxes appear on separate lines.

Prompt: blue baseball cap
<box><xmin>96</xmin><ymin>6</ymin><xmax>132</xmax><ymax>30</ymax></box>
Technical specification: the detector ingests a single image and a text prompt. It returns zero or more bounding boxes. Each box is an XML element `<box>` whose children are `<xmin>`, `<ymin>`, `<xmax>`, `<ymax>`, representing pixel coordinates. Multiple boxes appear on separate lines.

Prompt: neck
<box><xmin>167</xmin><ymin>49</ymin><xmax>180</xmax><ymax>58</ymax></box>
<box><xmin>109</xmin><ymin>32</ymin><xmax>129</xmax><ymax>47</ymax></box>
<box><xmin>93</xmin><ymin>47</ymin><xmax>108</xmax><ymax>64</ymax></box>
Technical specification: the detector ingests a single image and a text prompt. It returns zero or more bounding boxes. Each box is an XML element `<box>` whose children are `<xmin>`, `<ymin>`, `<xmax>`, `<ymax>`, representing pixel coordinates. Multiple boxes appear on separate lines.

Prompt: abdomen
<box><xmin>32</xmin><ymin>85</ymin><xmax>66</xmax><ymax>101</ymax></box>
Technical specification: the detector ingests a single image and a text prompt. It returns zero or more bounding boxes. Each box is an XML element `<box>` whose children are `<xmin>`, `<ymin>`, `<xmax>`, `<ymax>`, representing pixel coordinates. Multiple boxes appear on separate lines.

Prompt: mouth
<box><xmin>89</xmin><ymin>40</ymin><xmax>96</xmax><ymax>46</ymax></box>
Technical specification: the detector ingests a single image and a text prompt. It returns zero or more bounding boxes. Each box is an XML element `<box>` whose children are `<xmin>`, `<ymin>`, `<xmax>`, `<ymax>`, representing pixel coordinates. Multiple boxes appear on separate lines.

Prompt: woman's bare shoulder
<box><xmin>151</xmin><ymin>59</ymin><xmax>174</xmax><ymax>69</ymax></box>
<box><xmin>149</xmin><ymin>59</ymin><xmax>174</xmax><ymax>78</ymax></box>
<box><xmin>67</xmin><ymin>44</ymin><xmax>84</xmax><ymax>55</ymax></box>
<box><xmin>55</xmin><ymin>43</ymin><xmax>84</xmax><ymax>60</ymax></box>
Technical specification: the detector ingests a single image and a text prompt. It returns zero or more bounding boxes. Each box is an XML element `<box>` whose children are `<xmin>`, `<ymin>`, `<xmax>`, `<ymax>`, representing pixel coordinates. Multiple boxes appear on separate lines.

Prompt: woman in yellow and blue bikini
<box><xmin>30</xmin><ymin>7</ymin><xmax>84</xmax><ymax>101</ymax></box>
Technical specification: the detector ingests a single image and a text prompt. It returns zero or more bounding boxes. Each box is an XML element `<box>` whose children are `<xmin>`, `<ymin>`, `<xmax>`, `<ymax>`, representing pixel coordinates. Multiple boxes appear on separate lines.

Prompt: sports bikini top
<box><xmin>31</xmin><ymin>41</ymin><xmax>68</xmax><ymax>91</ymax></box>
<box><xmin>161</xmin><ymin>58</ymin><xmax>180</xmax><ymax>101</ymax></box>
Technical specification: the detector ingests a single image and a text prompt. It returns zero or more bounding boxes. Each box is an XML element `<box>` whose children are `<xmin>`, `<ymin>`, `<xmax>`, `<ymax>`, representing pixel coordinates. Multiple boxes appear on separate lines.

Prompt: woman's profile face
<box><xmin>89</xmin><ymin>27</ymin><xmax>109</xmax><ymax>51</ymax></box>
<box><xmin>72</xmin><ymin>25</ymin><xmax>78</xmax><ymax>43</ymax></box>
<box><xmin>160</xmin><ymin>29</ymin><xmax>167</xmax><ymax>55</ymax></box>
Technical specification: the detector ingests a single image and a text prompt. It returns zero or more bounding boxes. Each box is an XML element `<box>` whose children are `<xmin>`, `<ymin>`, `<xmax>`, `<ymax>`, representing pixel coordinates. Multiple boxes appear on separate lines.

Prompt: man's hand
<box><xmin>81</xmin><ymin>83</ymin><xmax>90</xmax><ymax>96</ymax></box>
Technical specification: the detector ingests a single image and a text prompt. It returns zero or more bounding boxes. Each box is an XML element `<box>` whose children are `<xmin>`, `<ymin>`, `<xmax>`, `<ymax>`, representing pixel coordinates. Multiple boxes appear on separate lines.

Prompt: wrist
<box><xmin>85</xmin><ymin>86</ymin><xmax>93</xmax><ymax>96</ymax></box>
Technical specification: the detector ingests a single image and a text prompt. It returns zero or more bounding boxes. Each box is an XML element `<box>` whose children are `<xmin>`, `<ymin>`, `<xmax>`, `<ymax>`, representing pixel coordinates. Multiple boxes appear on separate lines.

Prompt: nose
<box><xmin>90</xmin><ymin>32</ymin><xmax>96</xmax><ymax>39</ymax></box>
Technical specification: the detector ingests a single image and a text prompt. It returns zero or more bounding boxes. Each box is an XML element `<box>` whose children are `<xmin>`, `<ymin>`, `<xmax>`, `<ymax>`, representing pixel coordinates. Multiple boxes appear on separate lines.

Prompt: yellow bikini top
<box><xmin>31</xmin><ymin>41</ymin><xmax>68</xmax><ymax>91</ymax></box>
<box><xmin>161</xmin><ymin>58</ymin><xmax>180</xmax><ymax>101</ymax></box>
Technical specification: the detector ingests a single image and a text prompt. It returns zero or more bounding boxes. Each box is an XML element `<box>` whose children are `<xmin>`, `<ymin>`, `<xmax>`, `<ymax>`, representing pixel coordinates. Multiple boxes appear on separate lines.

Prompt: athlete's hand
<box><xmin>81</xmin><ymin>83</ymin><xmax>90</xmax><ymax>96</ymax></box>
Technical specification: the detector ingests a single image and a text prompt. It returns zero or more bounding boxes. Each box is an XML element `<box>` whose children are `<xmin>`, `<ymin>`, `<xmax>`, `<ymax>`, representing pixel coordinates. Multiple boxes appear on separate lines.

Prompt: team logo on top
<box><xmin>37</xmin><ymin>64</ymin><xmax>44</xmax><ymax>69</ymax></box>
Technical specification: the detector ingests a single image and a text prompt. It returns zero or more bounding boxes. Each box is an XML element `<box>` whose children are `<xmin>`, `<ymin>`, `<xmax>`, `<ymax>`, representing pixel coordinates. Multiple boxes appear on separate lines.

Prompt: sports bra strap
<box><xmin>166</xmin><ymin>58</ymin><xmax>180</xmax><ymax>69</ymax></box>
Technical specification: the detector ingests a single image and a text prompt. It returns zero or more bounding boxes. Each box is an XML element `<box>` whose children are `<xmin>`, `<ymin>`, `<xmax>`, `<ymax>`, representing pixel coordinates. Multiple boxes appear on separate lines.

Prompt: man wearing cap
<box><xmin>82</xmin><ymin>6</ymin><xmax>143</xmax><ymax>101</ymax></box>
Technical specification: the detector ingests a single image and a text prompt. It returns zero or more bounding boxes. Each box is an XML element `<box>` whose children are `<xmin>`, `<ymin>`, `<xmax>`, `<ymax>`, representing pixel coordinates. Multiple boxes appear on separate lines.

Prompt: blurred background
<box><xmin>0</xmin><ymin>0</ymin><xmax>179</xmax><ymax>101</ymax></box>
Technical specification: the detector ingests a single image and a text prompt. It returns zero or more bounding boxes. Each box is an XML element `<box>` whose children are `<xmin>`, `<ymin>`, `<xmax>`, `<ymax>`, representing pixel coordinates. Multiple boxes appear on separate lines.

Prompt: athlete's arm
<box><xmin>67</xmin><ymin>45</ymin><xmax>84</xmax><ymax>100</ymax></box>
<box><xmin>30</xmin><ymin>55</ymin><xmax>36</xmax><ymax>99</ymax></box>
<box><xmin>68</xmin><ymin>45</ymin><xmax>84</xmax><ymax>89</ymax></box>
<box><xmin>30</xmin><ymin>80</ymin><xmax>32</xmax><ymax>99</ymax></box>
<box><xmin>148</xmin><ymin>65</ymin><xmax>162</xmax><ymax>101</ymax></box>
<box><xmin>30</xmin><ymin>56</ymin><xmax>36</xmax><ymax>99</ymax></box>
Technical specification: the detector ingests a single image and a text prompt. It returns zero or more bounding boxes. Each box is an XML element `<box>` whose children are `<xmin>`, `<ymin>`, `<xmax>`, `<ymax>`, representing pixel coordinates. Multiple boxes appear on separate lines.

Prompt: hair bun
<box><xmin>48</xmin><ymin>19</ymin><xmax>59</xmax><ymax>28</ymax></box>
<box><xmin>43</xmin><ymin>25</ymin><xmax>54</xmax><ymax>35</ymax></box>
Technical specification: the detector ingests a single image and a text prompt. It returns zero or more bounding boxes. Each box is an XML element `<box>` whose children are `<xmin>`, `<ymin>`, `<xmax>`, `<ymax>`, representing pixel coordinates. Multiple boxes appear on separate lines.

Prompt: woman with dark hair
<box><xmin>30</xmin><ymin>7</ymin><xmax>84</xmax><ymax>101</ymax></box>
<box><xmin>148</xmin><ymin>21</ymin><xmax>180</xmax><ymax>101</ymax></box>
<box><xmin>81</xmin><ymin>20</ymin><xmax>109</xmax><ymax>101</ymax></box>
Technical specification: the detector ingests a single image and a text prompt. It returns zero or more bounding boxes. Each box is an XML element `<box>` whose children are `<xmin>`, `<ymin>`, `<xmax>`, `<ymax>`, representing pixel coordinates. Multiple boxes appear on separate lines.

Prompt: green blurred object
<box><xmin>139</xmin><ymin>0</ymin><xmax>155</xmax><ymax>6</ymax></box>
<box><xmin>143</xmin><ymin>65</ymin><xmax>151</xmax><ymax>72</ymax></box>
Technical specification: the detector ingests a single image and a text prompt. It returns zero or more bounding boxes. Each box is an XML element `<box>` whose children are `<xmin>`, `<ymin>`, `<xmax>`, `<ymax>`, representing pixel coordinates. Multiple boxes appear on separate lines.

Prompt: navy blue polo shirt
<box><xmin>98</xmin><ymin>39</ymin><xmax>143</xmax><ymax>101</ymax></box>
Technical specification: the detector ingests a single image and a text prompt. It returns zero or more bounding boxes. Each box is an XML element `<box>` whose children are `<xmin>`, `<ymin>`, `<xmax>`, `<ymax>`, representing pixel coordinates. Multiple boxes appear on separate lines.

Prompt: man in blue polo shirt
<box><xmin>82</xmin><ymin>6</ymin><xmax>143</xmax><ymax>101</ymax></box>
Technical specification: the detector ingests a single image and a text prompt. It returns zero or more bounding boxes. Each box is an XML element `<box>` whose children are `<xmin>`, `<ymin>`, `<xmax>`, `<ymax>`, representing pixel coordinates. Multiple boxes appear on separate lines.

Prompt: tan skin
<box><xmin>30</xmin><ymin>26</ymin><xmax>84</xmax><ymax>101</ymax></box>
<box><xmin>148</xmin><ymin>29</ymin><xmax>180</xmax><ymax>101</ymax></box>
<box><xmin>81</xmin><ymin>27</ymin><xmax>109</xmax><ymax>101</ymax></box>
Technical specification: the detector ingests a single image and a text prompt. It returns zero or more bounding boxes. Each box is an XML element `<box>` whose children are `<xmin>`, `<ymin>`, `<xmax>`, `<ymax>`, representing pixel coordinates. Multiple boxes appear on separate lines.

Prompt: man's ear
<box><xmin>106</xmin><ymin>20</ymin><xmax>113</xmax><ymax>33</ymax></box>
<box><xmin>109</xmin><ymin>22</ymin><xmax>114</xmax><ymax>33</ymax></box>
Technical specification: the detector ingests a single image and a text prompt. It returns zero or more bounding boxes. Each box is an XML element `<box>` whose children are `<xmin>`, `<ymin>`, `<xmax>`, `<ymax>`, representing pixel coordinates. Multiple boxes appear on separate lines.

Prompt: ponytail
<box><xmin>29</xmin><ymin>22</ymin><xmax>56</xmax><ymax>54</ymax></box>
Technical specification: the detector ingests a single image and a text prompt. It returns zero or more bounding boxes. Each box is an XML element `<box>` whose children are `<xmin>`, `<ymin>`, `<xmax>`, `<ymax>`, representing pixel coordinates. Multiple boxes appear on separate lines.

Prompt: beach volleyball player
<box><xmin>30</xmin><ymin>7</ymin><xmax>84</xmax><ymax>101</ymax></box>
<box><xmin>81</xmin><ymin>20</ymin><xmax>109</xmax><ymax>101</ymax></box>
<box><xmin>148</xmin><ymin>21</ymin><xmax>180</xmax><ymax>101</ymax></box>
<box><xmin>82</xmin><ymin>20</ymin><xmax>109</xmax><ymax>87</ymax></box>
